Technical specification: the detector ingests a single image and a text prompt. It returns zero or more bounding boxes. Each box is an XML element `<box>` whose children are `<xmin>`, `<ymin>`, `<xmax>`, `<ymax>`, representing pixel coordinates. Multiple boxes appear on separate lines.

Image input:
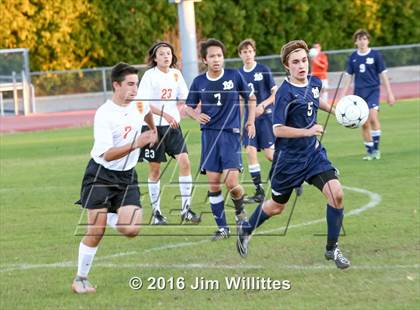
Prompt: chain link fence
<box><xmin>0</xmin><ymin>44</ymin><xmax>419</xmax><ymax>114</ymax></box>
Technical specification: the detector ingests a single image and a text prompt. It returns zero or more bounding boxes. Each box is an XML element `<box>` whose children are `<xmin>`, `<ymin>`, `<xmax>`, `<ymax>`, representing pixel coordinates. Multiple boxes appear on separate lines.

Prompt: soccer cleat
<box><xmin>71</xmin><ymin>276</ymin><xmax>96</xmax><ymax>294</ymax></box>
<box><xmin>372</xmin><ymin>150</ymin><xmax>381</xmax><ymax>160</ymax></box>
<box><xmin>244</xmin><ymin>187</ymin><xmax>265</xmax><ymax>204</ymax></box>
<box><xmin>152</xmin><ymin>211</ymin><xmax>167</xmax><ymax>225</ymax></box>
<box><xmin>236</xmin><ymin>221</ymin><xmax>250</xmax><ymax>258</ymax></box>
<box><xmin>235</xmin><ymin>207</ymin><xmax>248</xmax><ymax>223</ymax></box>
<box><xmin>211</xmin><ymin>228</ymin><xmax>230</xmax><ymax>241</ymax></box>
<box><xmin>362</xmin><ymin>153</ymin><xmax>374</xmax><ymax>161</ymax></box>
<box><xmin>325</xmin><ymin>246</ymin><xmax>351</xmax><ymax>269</ymax></box>
<box><xmin>181</xmin><ymin>208</ymin><xmax>201</xmax><ymax>224</ymax></box>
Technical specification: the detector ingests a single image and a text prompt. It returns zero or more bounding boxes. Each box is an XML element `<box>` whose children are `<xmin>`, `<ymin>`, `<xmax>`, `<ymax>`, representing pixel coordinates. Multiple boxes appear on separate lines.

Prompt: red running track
<box><xmin>1</xmin><ymin>81</ymin><xmax>418</xmax><ymax>133</ymax></box>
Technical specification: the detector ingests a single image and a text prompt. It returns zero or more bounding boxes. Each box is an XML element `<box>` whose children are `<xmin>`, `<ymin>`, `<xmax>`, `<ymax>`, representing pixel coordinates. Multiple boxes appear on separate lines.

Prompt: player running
<box><xmin>72</xmin><ymin>63</ymin><xmax>158</xmax><ymax>293</ymax></box>
<box><xmin>236</xmin><ymin>40</ymin><xmax>351</xmax><ymax>269</ymax></box>
<box><xmin>185</xmin><ymin>38</ymin><xmax>257</xmax><ymax>241</ymax></box>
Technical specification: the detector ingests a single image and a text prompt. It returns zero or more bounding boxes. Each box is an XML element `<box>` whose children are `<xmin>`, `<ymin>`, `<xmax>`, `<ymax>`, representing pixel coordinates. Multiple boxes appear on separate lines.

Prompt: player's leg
<box><xmin>309</xmin><ymin>170</ymin><xmax>350</xmax><ymax>269</ymax></box>
<box><xmin>72</xmin><ymin>208</ymin><xmax>107</xmax><ymax>293</ymax></box>
<box><xmin>175</xmin><ymin>152</ymin><xmax>200</xmax><ymax>223</ymax></box>
<box><xmin>245</xmin><ymin>145</ymin><xmax>265</xmax><ymax>203</ymax></box>
<box><xmin>369</xmin><ymin>107</ymin><xmax>381</xmax><ymax>159</ymax></box>
<box><xmin>263</xmin><ymin>146</ymin><xmax>274</xmax><ymax>162</ymax></box>
<box><xmin>223</xmin><ymin>168</ymin><xmax>247</xmax><ymax>222</ymax></box>
<box><xmin>237</xmin><ymin>191</ymin><xmax>290</xmax><ymax>257</ymax></box>
<box><xmin>207</xmin><ymin>171</ymin><xmax>229</xmax><ymax>240</ymax></box>
<box><xmin>361</xmin><ymin>114</ymin><xmax>374</xmax><ymax>160</ymax></box>
<box><xmin>115</xmin><ymin>205</ymin><xmax>142</xmax><ymax>237</ymax></box>
<box><xmin>148</xmin><ymin>162</ymin><xmax>166</xmax><ymax>224</ymax></box>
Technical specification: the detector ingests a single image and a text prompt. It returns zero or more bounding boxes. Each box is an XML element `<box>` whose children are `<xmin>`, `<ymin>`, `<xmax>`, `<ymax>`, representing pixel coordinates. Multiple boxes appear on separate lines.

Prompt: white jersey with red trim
<box><xmin>136</xmin><ymin>67</ymin><xmax>188</xmax><ymax>126</ymax></box>
<box><xmin>91</xmin><ymin>99</ymin><xmax>150</xmax><ymax>171</ymax></box>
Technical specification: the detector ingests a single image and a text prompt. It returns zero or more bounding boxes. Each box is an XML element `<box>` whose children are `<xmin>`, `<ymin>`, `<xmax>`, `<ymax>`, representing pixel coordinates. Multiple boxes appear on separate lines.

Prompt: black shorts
<box><xmin>139</xmin><ymin>125</ymin><xmax>188</xmax><ymax>163</ymax></box>
<box><xmin>76</xmin><ymin>159</ymin><xmax>141</xmax><ymax>211</ymax></box>
<box><xmin>271</xmin><ymin>169</ymin><xmax>338</xmax><ymax>204</ymax></box>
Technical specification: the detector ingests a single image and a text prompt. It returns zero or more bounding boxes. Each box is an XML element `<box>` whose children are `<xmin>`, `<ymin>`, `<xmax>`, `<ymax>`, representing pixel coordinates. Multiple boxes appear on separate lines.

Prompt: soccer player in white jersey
<box><xmin>72</xmin><ymin>63</ymin><xmax>157</xmax><ymax>293</ymax></box>
<box><xmin>342</xmin><ymin>29</ymin><xmax>395</xmax><ymax>160</ymax></box>
<box><xmin>136</xmin><ymin>41</ymin><xmax>200</xmax><ymax>225</ymax></box>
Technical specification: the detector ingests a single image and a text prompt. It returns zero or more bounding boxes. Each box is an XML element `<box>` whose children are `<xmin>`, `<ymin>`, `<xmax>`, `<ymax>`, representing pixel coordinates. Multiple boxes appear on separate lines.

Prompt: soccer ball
<box><xmin>335</xmin><ymin>95</ymin><xmax>369</xmax><ymax>128</ymax></box>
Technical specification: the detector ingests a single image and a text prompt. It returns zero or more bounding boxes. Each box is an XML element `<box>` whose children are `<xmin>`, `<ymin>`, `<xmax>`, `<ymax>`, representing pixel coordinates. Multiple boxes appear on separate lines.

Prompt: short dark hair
<box><xmin>353</xmin><ymin>29</ymin><xmax>371</xmax><ymax>42</ymax></box>
<box><xmin>238</xmin><ymin>38</ymin><xmax>256</xmax><ymax>54</ymax></box>
<box><xmin>147</xmin><ymin>41</ymin><xmax>178</xmax><ymax>68</ymax></box>
<box><xmin>280</xmin><ymin>40</ymin><xmax>309</xmax><ymax>66</ymax></box>
<box><xmin>110</xmin><ymin>62</ymin><xmax>138</xmax><ymax>90</ymax></box>
<box><xmin>199</xmin><ymin>38</ymin><xmax>226</xmax><ymax>60</ymax></box>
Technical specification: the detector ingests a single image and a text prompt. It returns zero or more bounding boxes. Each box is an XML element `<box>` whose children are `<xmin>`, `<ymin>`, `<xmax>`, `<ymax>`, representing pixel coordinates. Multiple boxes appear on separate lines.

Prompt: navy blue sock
<box><xmin>371</xmin><ymin>130</ymin><xmax>381</xmax><ymax>151</ymax></box>
<box><xmin>243</xmin><ymin>203</ymin><xmax>270</xmax><ymax>234</ymax></box>
<box><xmin>249</xmin><ymin>164</ymin><xmax>262</xmax><ymax>190</ymax></box>
<box><xmin>364</xmin><ymin>141</ymin><xmax>374</xmax><ymax>154</ymax></box>
<box><xmin>326</xmin><ymin>204</ymin><xmax>343</xmax><ymax>251</ymax></box>
<box><xmin>209</xmin><ymin>191</ymin><xmax>228</xmax><ymax>230</ymax></box>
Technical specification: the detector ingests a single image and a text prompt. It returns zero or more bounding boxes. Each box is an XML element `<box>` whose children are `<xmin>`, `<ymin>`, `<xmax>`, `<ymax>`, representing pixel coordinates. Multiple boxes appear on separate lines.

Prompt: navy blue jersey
<box><xmin>239</xmin><ymin>63</ymin><xmax>276</xmax><ymax>121</ymax></box>
<box><xmin>186</xmin><ymin>69</ymin><xmax>251</xmax><ymax>131</ymax></box>
<box><xmin>346</xmin><ymin>49</ymin><xmax>386</xmax><ymax>89</ymax></box>
<box><xmin>272</xmin><ymin>76</ymin><xmax>323</xmax><ymax>163</ymax></box>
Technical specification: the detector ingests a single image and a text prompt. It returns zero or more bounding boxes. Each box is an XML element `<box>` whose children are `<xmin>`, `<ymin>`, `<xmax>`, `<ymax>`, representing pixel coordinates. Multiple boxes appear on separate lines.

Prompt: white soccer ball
<box><xmin>309</xmin><ymin>48</ymin><xmax>319</xmax><ymax>58</ymax></box>
<box><xmin>335</xmin><ymin>95</ymin><xmax>369</xmax><ymax>128</ymax></box>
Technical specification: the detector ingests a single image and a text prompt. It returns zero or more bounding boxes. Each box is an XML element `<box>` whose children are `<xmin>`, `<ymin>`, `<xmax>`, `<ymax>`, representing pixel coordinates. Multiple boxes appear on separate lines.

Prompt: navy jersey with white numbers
<box><xmin>186</xmin><ymin>69</ymin><xmax>251</xmax><ymax>131</ymax></box>
<box><xmin>346</xmin><ymin>49</ymin><xmax>386</xmax><ymax>89</ymax></box>
<box><xmin>239</xmin><ymin>63</ymin><xmax>276</xmax><ymax>121</ymax></box>
<box><xmin>272</xmin><ymin>76</ymin><xmax>323</xmax><ymax>163</ymax></box>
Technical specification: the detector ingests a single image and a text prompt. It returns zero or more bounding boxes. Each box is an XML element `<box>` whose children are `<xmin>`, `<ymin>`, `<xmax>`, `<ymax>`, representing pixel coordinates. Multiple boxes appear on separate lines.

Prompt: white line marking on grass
<box><xmin>1</xmin><ymin>262</ymin><xmax>418</xmax><ymax>273</ymax></box>
<box><xmin>0</xmin><ymin>185</ymin><xmax>382</xmax><ymax>273</ymax></box>
<box><xmin>255</xmin><ymin>185</ymin><xmax>382</xmax><ymax>235</ymax></box>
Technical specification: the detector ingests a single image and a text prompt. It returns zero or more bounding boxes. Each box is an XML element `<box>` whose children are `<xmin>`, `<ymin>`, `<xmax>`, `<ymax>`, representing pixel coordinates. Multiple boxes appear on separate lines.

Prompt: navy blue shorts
<box><xmin>243</xmin><ymin>116</ymin><xmax>275</xmax><ymax>150</ymax></box>
<box><xmin>200</xmin><ymin>129</ymin><xmax>243</xmax><ymax>174</ymax></box>
<box><xmin>355</xmin><ymin>86</ymin><xmax>380</xmax><ymax>110</ymax></box>
<box><xmin>270</xmin><ymin>146</ymin><xmax>335</xmax><ymax>197</ymax></box>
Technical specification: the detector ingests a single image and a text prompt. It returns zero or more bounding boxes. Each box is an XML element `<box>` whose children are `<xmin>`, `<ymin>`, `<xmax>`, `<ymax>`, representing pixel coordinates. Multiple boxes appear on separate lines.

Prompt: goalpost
<box><xmin>0</xmin><ymin>48</ymin><xmax>34</xmax><ymax>116</ymax></box>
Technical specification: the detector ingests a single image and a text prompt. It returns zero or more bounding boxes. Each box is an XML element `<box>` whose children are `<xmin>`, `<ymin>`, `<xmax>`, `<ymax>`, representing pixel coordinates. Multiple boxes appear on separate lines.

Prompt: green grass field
<box><xmin>1</xmin><ymin>99</ymin><xmax>419</xmax><ymax>309</ymax></box>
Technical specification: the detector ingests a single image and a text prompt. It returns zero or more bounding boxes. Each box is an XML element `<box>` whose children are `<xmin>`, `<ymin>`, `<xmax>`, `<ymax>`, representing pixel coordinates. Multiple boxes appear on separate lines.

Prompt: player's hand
<box><xmin>246</xmin><ymin>122</ymin><xmax>256</xmax><ymax>139</ymax></box>
<box><xmin>307</xmin><ymin>124</ymin><xmax>324</xmax><ymax>137</ymax></box>
<box><xmin>387</xmin><ymin>94</ymin><xmax>396</xmax><ymax>106</ymax></box>
<box><xmin>197</xmin><ymin>113</ymin><xmax>211</xmax><ymax>124</ymax></box>
<box><xmin>165</xmin><ymin>114</ymin><xmax>179</xmax><ymax>128</ymax></box>
<box><xmin>255</xmin><ymin>104</ymin><xmax>265</xmax><ymax>118</ymax></box>
<box><xmin>136</xmin><ymin>131</ymin><xmax>157</xmax><ymax>149</ymax></box>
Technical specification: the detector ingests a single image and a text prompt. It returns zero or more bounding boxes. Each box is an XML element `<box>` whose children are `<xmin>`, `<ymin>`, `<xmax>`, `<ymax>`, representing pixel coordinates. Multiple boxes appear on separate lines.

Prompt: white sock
<box><xmin>148</xmin><ymin>179</ymin><xmax>161</xmax><ymax>213</ymax></box>
<box><xmin>179</xmin><ymin>175</ymin><xmax>192</xmax><ymax>213</ymax></box>
<box><xmin>106</xmin><ymin>213</ymin><xmax>118</xmax><ymax>229</ymax></box>
<box><xmin>77</xmin><ymin>242</ymin><xmax>98</xmax><ymax>278</ymax></box>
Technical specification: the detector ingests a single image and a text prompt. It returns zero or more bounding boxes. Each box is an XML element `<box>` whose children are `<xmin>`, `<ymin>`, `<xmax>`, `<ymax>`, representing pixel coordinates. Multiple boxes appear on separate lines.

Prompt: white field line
<box><xmin>1</xmin><ymin>186</ymin><xmax>383</xmax><ymax>273</ymax></box>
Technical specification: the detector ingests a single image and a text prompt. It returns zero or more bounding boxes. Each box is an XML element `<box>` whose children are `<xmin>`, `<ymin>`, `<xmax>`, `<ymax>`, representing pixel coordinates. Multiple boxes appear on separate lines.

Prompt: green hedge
<box><xmin>1</xmin><ymin>0</ymin><xmax>419</xmax><ymax>72</ymax></box>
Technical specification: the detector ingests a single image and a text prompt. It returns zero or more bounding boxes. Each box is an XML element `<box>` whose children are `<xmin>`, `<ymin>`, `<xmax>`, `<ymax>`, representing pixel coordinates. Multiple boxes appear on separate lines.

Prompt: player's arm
<box><xmin>102</xmin><ymin>133</ymin><xmax>154</xmax><ymax>162</ymax></box>
<box><xmin>245</xmin><ymin>94</ymin><xmax>256</xmax><ymax>138</ymax></box>
<box><xmin>340</xmin><ymin>73</ymin><xmax>353</xmax><ymax>98</ymax></box>
<box><xmin>149</xmin><ymin>104</ymin><xmax>179</xmax><ymax>128</ymax></box>
<box><xmin>143</xmin><ymin>109</ymin><xmax>158</xmax><ymax>145</ymax></box>
<box><xmin>257</xmin><ymin>86</ymin><xmax>277</xmax><ymax>116</ymax></box>
<box><xmin>319</xmin><ymin>98</ymin><xmax>335</xmax><ymax>114</ymax></box>
<box><xmin>184</xmin><ymin>103</ymin><xmax>211</xmax><ymax>124</ymax></box>
<box><xmin>273</xmin><ymin>124</ymin><xmax>324</xmax><ymax>138</ymax></box>
<box><xmin>380</xmin><ymin>71</ymin><xmax>396</xmax><ymax>105</ymax></box>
